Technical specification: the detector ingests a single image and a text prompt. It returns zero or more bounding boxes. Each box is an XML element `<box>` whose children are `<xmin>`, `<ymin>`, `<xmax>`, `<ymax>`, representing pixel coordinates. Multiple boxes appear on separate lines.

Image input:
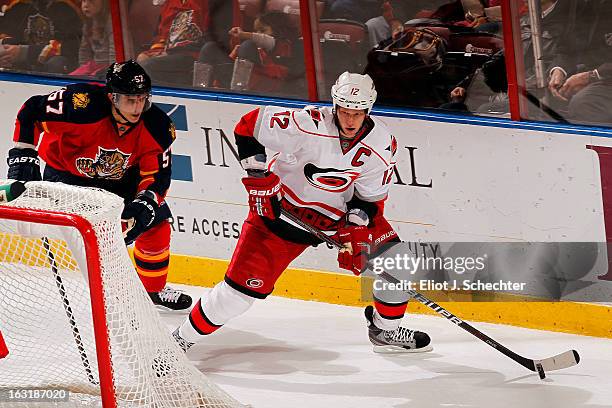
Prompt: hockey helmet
<box><xmin>106</xmin><ymin>60</ymin><xmax>151</xmax><ymax>95</ymax></box>
<box><xmin>331</xmin><ymin>72</ymin><xmax>377</xmax><ymax>114</ymax></box>
<box><xmin>106</xmin><ymin>60</ymin><xmax>152</xmax><ymax>113</ymax></box>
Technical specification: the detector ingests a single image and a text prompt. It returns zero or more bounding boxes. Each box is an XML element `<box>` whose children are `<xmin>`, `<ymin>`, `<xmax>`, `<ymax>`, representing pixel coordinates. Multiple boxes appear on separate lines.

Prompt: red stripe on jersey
<box><xmin>374</xmin><ymin>299</ymin><xmax>408</xmax><ymax>320</ymax></box>
<box><xmin>359</xmin><ymin>140</ymin><xmax>390</xmax><ymax>167</ymax></box>
<box><xmin>267</xmin><ymin>153</ymin><xmax>279</xmax><ymax>172</ymax></box>
<box><xmin>189</xmin><ymin>300</ymin><xmax>222</xmax><ymax>335</ymax></box>
<box><xmin>234</xmin><ymin>108</ymin><xmax>261</xmax><ymax>137</ymax></box>
<box><xmin>291</xmin><ymin>111</ymin><xmax>339</xmax><ymax>139</ymax></box>
<box><xmin>282</xmin><ymin>185</ymin><xmax>345</xmax><ymax>218</ymax></box>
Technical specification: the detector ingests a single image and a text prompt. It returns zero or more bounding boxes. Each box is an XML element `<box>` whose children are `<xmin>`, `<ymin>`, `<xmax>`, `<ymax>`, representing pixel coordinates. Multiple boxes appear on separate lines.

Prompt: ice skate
<box><xmin>149</xmin><ymin>286</ymin><xmax>193</xmax><ymax>311</ymax></box>
<box><xmin>365</xmin><ymin>305</ymin><xmax>433</xmax><ymax>354</ymax></box>
<box><xmin>152</xmin><ymin>328</ymin><xmax>195</xmax><ymax>378</ymax></box>
<box><xmin>172</xmin><ymin>327</ymin><xmax>195</xmax><ymax>353</ymax></box>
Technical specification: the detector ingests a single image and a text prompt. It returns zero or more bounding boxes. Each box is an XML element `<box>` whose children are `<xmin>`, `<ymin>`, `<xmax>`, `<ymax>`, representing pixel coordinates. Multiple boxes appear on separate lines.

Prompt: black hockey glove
<box><xmin>7</xmin><ymin>147</ymin><xmax>42</xmax><ymax>181</ymax></box>
<box><xmin>121</xmin><ymin>190</ymin><xmax>158</xmax><ymax>245</ymax></box>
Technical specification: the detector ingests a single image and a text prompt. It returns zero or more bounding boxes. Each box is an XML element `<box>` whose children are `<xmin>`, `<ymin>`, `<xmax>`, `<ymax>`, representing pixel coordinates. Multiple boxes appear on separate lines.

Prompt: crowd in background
<box><xmin>0</xmin><ymin>0</ymin><xmax>609</xmax><ymax>126</ymax></box>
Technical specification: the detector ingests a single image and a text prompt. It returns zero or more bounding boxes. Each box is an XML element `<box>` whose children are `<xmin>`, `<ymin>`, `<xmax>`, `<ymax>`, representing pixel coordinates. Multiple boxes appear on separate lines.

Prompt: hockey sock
<box><xmin>373</xmin><ymin>298</ymin><xmax>408</xmax><ymax>331</ymax></box>
<box><xmin>179</xmin><ymin>281</ymin><xmax>256</xmax><ymax>342</ymax></box>
<box><xmin>134</xmin><ymin>221</ymin><xmax>171</xmax><ymax>292</ymax></box>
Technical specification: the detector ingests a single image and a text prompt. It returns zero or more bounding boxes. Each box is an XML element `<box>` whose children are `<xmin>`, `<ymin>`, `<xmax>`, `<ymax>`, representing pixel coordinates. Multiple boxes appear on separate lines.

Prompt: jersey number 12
<box><xmin>270</xmin><ymin>111</ymin><xmax>290</xmax><ymax>129</ymax></box>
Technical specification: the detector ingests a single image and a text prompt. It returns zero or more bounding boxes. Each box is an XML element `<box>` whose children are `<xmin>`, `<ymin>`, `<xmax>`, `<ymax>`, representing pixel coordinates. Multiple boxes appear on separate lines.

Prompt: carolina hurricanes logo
<box><xmin>246</xmin><ymin>278</ymin><xmax>264</xmax><ymax>289</ymax></box>
<box><xmin>306</xmin><ymin>108</ymin><xmax>322</xmax><ymax>128</ymax></box>
<box><xmin>303</xmin><ymin>163</ymin><xmax>359</xmax><ymax>192</ymax></box>
<box><xmin>385</xmin><ymin>135</ymin><xmax>397</xmax><ymax>157</ymax></box>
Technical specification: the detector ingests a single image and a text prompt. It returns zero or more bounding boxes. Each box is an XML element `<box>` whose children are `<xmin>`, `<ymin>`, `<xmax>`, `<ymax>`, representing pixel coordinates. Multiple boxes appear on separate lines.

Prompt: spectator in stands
<box><xmin>195</xmin><ymin>11</ymin><xmax>299</xmax><ymax>91</ymax></box>
<box><xmin>365</xmin><ymin>1</ymin><xmax>410</xmax><ymax>48</ymax></box>
<box><xmin>365</xmin><ymin>1</ymin><xmax>455</xmax><ymax>48</ymax></box>
<box><xmin>471</xmin><ymin>0</ymin><xmax>502</xmax><ymax>34</ymax></box>
<box><xmin>136</xmin><ymin>0</ymin><xmax>209</xmax><ymax>86</ymax></box>
<box><xmin>547</xmin><ymin>0</ymin><xmax>612</xmax><ymax>126</ymax></box>
<box><xmin>0</xmin><ymin>0</ymin><xmax>82</xmax><ymax>73</ymax></box>
<box><xmin>440</xmin><ymin>50</ymin><xmax>508</xmax><ymax>115</ymax></box>
<box><xmin>410</xmin><ymin>0</ymin><xmax>502</xmax><ymax>34</ymax></box>
<box><xmin>69</xmin><ymin>0</ymin><xmax>115</xmax><ymax>78</ymax></box>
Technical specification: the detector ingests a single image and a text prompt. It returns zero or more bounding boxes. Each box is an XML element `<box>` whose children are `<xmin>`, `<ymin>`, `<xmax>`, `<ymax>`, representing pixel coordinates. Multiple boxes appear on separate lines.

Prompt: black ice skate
<box><xmin>365</xmin><ymin>305</ymin><xmax>433</xmax><ymax>354</ymax></box>
<box><xmin>149</xmin><ymin>286</ymin><xmax>193</xmax><ymax>311</ymax></box>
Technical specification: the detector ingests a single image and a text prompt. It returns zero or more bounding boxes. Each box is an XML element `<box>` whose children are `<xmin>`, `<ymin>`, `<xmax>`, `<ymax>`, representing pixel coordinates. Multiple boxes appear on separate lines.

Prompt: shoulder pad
<box><xmin>292</xmin><ymin>106</ymin><xmax>331</xmax><ymax>133</ymax></box>
<box><xmin>66</xmin><ymin>82</ymin><xmax>106</xmax><ymax>94</ymax></box>
<box><xmin>63</xmin><ymin>84</ymin><xmax>111</xmax><ymax>123</ymax></box>
<box><xmin>365</xmin><ymin>118</ymin><xmax>396</xmax><ymax>163</ymax></box>
<box><xmin>142</xmin><ymin>104</ymin><xmax>175</xmax><ymax>150</ymax></box>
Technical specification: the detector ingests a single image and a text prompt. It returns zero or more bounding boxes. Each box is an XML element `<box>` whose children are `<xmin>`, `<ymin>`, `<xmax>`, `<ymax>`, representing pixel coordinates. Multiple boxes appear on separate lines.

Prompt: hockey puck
<box><xmin>535</xmin><ymin>363</ymin><xmax>546</xmax><ymax>379</ymax></box>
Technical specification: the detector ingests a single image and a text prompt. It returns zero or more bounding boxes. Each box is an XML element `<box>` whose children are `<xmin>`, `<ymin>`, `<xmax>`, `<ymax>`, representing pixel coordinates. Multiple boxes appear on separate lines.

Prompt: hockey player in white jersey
<box><xmin>172</xmin><ymin>72</ymin><xmax>432</xmax><ymax>354</ymax></box>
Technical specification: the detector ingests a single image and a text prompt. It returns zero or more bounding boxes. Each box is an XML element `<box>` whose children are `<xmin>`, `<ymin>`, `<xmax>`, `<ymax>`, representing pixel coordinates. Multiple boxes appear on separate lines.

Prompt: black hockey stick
<box><xmin>279</xmin><ymin>208</ymin><xmax>580</xmax><ymax>378</ymax></box>
<box><xmin>524</xmin><ymin>90</ymin><xmax>569</xmax><ymax>123</ymax></box>
<box><xmin>42</xmin><ymin>237</ymin><xmax>98</xmax><ymax>385</ymax></box>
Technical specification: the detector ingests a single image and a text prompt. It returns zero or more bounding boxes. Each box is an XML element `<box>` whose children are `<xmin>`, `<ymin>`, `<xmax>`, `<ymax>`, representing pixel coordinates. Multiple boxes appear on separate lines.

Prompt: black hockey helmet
<box><xmin>106</xmin><ymin>60</ymin><xmax>152</xmax><ymax>116</ymax></box>
<box><xmin>106</xmin><ymin>60</ymin><xmax>151</xmax><ymax>95</ymax></box>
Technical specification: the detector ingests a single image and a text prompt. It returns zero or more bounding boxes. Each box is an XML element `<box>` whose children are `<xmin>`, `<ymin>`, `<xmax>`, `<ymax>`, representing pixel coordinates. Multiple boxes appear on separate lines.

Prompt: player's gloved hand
<box><xmin>121</xmin><ymin>190</ymin><xmax>158</xmax><ymax>245</ymax></box>
<box><xmin>336</xmin><ymin>225</ymin><xmax>372</xmax><ymax>275</ymax></box>
<box><xmin>7</xmin><ymin>147</ymin><xmax>42</xmax><ymax>181</ymax></box>
<box><xmin>241</xmin><ymin>171</ymin><xmax>282</xmax><ymax>219</ymax></box>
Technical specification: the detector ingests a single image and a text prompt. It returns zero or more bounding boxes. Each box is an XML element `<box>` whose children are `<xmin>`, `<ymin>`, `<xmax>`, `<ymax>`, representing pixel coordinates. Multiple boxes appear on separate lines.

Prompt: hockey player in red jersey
<box><xmin>6</xmin><ymin>60</ymin><xmax>192</xmax><ymax>311</ymax></box>
<box><xmin>171</xmin><ymin>71</ymin><xmax>432</xmax><ymax>353</ymax></box>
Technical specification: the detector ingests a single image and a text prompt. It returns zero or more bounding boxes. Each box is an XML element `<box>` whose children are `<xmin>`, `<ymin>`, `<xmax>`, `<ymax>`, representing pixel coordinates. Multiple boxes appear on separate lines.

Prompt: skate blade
<box><xmin>153</xmin><ymin>304</ymin><xmax>192</xmax><ymax>314</ymax></box>
<box><xmin>372</xmin><ymin>344</ymin><xmax>433</xmax><ymax>354</ymax></box>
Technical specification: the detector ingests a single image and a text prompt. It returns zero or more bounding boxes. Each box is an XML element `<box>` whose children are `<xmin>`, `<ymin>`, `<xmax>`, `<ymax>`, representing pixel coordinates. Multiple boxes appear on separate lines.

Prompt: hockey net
<box><xmin>0</xmin><ymin>181</ymin><xmax>243</xmax><ymax>408</ymax></box>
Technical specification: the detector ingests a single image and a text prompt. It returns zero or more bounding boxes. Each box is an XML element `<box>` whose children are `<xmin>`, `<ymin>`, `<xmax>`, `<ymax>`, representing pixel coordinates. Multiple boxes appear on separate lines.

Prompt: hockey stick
<box><xmin>524</xmin><ymin>90</ymin><xmax>569</xmax><ymax>123</ymax></box>
<box><xmin>279</xmin><ymin>208</ymin><xmax>580</xmax><ymax>379</ymax></box>
<box><xmin>42</xmin><ymin>237</ymin><xmax>98</xmax><ymax>385</ymax></box>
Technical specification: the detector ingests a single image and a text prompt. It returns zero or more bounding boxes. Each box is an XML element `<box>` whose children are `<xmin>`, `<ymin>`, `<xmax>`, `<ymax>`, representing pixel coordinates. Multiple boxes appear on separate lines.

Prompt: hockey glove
<box><xmin>241</xmin><ymin>172</ymin><xmax>282</xmax><ymax>219</ymax></box>
<box><xmin>121</xmin><ymin>190</ymin><xmax>158</xmax><ymax>245</ymax></box>
<box><xmin>336</xmin><ymin>225</ymin><xmax>372</xmax><ymax>275</ymax></box>
<box><xmin>7</xmin><ymin>147</ymin><xmax>42</xmax><ymax>181</ymax></box>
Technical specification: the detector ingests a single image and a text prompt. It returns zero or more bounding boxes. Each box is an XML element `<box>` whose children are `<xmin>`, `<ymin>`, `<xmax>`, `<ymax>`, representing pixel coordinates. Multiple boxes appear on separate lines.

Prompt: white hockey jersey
<box><xmin>252</xmin><ymin>105</ymin><xmax>397</xmax><ymax>222</ymax></box>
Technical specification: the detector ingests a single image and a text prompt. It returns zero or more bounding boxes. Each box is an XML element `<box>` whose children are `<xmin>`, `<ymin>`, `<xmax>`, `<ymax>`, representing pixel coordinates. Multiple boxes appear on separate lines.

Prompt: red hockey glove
<box><xmin>336</xmin><ymin>225</ymin><xmax>372</xmax><ymax>275</ymax></box>
<box><xmin>241</xmin><ymin>172</ymin><xmax>282</xmax><ymax>219</ymax></box>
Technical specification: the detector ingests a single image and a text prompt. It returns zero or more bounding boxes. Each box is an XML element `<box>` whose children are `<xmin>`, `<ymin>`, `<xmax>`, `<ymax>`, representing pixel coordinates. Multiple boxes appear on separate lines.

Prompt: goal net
<box><xmin>0</xmin><ymin>180</ymin><xmax>244</xmax><ymax>408</ymax></box>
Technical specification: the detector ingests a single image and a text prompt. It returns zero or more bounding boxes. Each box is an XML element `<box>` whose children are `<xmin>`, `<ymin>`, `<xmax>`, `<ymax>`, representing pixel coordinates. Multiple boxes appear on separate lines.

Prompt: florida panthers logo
<box><xmin>76</xmin><ymin>147</ymin><xmax>131</xmax><ymax>179</ymax></box>
<box><xmin>24</xmin><ymin>14</ymin><xmax>55</xmax><ymax>46</ymax></box>
<box><xmin>168</xmin><ymin>10</ymin><xmax>203</xmax><ymax>49</ymax></box>
<box><xmin>303</xmin><ymin>163</ymin><xmax>359</xmax><ymax>193</ymax></box>
<box><xmin>72</xmin><ymin>93</ymin><xmax>90</xmax><ymax>109</ymax></box>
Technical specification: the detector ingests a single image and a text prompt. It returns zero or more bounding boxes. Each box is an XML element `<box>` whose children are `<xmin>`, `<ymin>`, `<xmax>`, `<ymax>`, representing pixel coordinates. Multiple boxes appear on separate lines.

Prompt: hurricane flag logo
<box><xmin>303</xmin><ymin>163</ymin><xmax>359</xmax><ymax>192</ymax></box>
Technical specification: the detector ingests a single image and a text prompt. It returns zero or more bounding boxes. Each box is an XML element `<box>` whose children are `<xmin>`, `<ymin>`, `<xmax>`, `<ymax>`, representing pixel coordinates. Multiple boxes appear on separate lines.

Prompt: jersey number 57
<box><xmin>46</xmin><ymin>90</ymin><xmax>65</xmax><ymax>115</ymax></box>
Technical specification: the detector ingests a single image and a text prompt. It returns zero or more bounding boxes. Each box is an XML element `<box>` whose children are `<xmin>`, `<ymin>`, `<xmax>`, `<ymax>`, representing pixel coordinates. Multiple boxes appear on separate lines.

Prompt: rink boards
<box><xmin>0</xmin><ymin>77</ymin><xmax>610</xmax><ymax>338</ymax></box>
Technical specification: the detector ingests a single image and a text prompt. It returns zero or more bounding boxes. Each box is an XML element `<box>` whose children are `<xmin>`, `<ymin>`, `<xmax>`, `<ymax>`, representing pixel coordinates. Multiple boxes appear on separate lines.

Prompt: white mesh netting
<box><xmin>0</xmin><ymin>181</ymin><xmax>244</xmax><ymax>408</ymax></box>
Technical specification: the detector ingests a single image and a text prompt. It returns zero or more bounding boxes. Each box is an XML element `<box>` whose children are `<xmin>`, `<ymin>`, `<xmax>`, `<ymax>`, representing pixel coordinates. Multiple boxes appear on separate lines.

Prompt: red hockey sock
<box><xmin>134</xmin><ymin>221</ymin><xmax>170</xmax><ymax>293</ymax></box>
<box><xmin>188</xmin><ymin>300</ymin><xmax>223</xmax><ymax>335</ymax></box>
